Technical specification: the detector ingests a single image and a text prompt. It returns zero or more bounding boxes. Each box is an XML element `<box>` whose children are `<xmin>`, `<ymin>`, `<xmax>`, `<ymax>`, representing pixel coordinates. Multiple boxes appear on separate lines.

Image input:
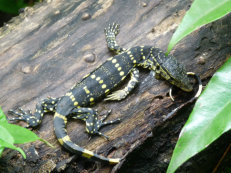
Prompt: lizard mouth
<box><xmin>169</xmin><ymin>72</ymin><xmax>202</xmax><ymax>101</ymax></box>
<box><xmin>186</xmin><ymin>72</ymin><xmax>203</xmax><ymax>98</ymax></box>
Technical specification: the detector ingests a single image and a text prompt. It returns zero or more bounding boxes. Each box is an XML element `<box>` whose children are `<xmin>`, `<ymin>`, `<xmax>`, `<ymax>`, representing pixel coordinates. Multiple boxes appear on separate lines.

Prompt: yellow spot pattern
<box><xmin>120</xmin><ymin>71</ymin><xmax>124</xmax><ymax>76</ymax></box>
<box><xmin>102</xmin><ymin>84</ymin><xmax>107</xmax><ymax>89</ymax></box>
<box><xmin>109</xmin><ymin>158</ymin><xmax>120</xmax><ymax>164</ymax></box>
<box><xmin>66</xmin><ymin>92</ymin><xmax>72</xmax><ymax>96</ymax></box>
<box><xmin>54</xmin><ymin>113</ymin><xmax>67</xmax><ymax>124</ymax></box>
<box><xmin>99</xmin><ymin>80</ymin><xmax>103</xmax><ymax>84</ymax></box>
<box><xmin>83</xmin><ymin>86</ymin><xmax>90</xmax><ymax>94</ymax></box>
<box><xmin>58</xmin><ymin>138</ymin><xmax>64</xmax><ymax>145</ymax></box>
<box><xmin>96</xmin><ymin>77</ymin><xmax>100</xmax><ymax>81</ymax></box>
<box><xmin>112</xmin><ymin>59</ymin><xmax>117</xmax><ymax>63</ymax></box>
<box><xmin>107</xmin><ymin>57</ymin><xmax>113</xmax><ymax>61</ymax></box>
<box><xmin>82</xmin><ymin>149</ymin><xmax>94</xmax><ymax>158</ymax></box>
<box><xmin>91</xmin><ymin>74</ymin><xmax>96</xmax><ymax>79</ymax></box>
<box><xmin>62</xmin><ymin>135</ymin><xmax>71</xmax><ymax>142</ymax></box>
<box><xmin>105</xmin><ymin>89</ymin><xmax>110</xmax><ymax>93</ymax></box>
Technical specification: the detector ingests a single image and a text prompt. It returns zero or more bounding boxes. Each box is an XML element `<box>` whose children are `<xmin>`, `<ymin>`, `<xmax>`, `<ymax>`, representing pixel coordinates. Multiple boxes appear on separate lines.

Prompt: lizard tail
<box><xmin>53</xmin><ymin>112</ymin><xmax>120</xmax><ymax>164</ymax></box>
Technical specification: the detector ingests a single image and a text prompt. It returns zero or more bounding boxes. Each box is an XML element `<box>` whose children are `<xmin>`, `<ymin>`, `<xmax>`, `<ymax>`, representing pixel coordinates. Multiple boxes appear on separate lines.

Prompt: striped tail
<box><xmin>53</xmin><ymin>112</ymin><xmax>120</xmax><ymax>164</ymax></box>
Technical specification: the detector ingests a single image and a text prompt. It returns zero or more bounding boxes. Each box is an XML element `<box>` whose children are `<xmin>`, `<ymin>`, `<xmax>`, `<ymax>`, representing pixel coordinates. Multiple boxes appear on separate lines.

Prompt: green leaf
<box><xmin>167</xmin><ymin>0</ymin><xmax>231</xmax><ymax>53</ymax></box>
<box><xmin>0</xmin><ymin>107</ymin><xmax>7</xmax><ymax>123</ymax></box>
<box><xmin>0</xmin><ymin>0</ymin><xmax>27</xmax><ymax>14</ymax></box>
<box><xmin>0</xmin><ymin>139</ymin><xmax>26</xmax><ymax>158</ymax></box>
<box><xmin>167</xmin><ymin>57</ymin><xmax>231</xmax><ymax>173</ymax></box>
<box><xmin>1</xmin><ymin>123</ymin><xmax>40</xmax><ymax>144</ymax></box>
<box><xmin>0</xmin><ymin>146</ymin><xmax>4</xmax><ymax>157</ymax></box>
<box><xmin>0</xmin><ymin>124</ymin><xmax>26</xmax><ymax>158</ymax></box>
<box><xmin>0</xmin><ymin>125</ymin><xmax>14</xmax><ymax>144</ymax></box>
<box><xmin>0</xmin><ymin>123</ymin><xmax>54</xmax><ymax>147</ymax></box>
<box><xmin>0</xmin><ymin>108</ymin><xmax>53</xmax><ymax>158</ymax></box>
<box><xmin>39</xmin><ymin>138</ymin><xmax>54</xmax><ymax>148</ymax></box>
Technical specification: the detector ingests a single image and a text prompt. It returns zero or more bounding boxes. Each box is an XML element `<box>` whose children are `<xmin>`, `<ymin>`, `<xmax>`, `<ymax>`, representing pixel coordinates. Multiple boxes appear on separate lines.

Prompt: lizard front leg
<box><xmin>104</xmin><ymin>23</ymin><xmax>126</xmax><ymax>54</ymax></box>
<box><xmin>105</xmin><ymin>68</ymin><xmax>139</xmax><ymax>101</ymax></box>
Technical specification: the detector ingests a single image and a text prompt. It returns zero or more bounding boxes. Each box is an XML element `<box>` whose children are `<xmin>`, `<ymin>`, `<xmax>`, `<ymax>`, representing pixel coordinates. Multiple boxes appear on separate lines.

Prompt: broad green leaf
<box><xmin>1</xmin><ymin>123</ymin><xmax>40</xmax><ymax>144</ymax></box>
<box><xmin>0</xmin><ymin>139</ymin><xmax>26</xmax><ymax>158</ymax></box>
<box><xmin>0</xmin><ymin>124</ymin><xmax>25</xmax><ymax>158</ymax></box>
<box><xmin>0</xmin><ymin>108</ymin><xmax>53</xmax><ymax>158</ymax></box>
<box><xmin>0</xmin><ymin>0</ymin><xmax>26</xmax><ymax>14</ymax></box>
<box><xmin>167</xmin><ymin>0</ymin><xmax>231</xmax><ymax>53</ymax></box>
<box><xmin>167</xmin><ymin>57</ymin><xmax>231</xmax><ymax>173</ymax></box>
<box><xmin>0</xmin><ymin>125</ymin><xmax>14</xmax><ymax>144</ymax></box>
<box><xmin>0</xmin><ymin>107</ymin><xmax>7</xmax><ymax>123</ymax></box>
<box><xmin>0</xmin><ymin>146</ymin><xmax>4</xmax><ymax>156</ymax></box>
<box><xmin>1</xmin><ymin>123</ymin><xmax>54</xmax><ymax>147</ymax></box>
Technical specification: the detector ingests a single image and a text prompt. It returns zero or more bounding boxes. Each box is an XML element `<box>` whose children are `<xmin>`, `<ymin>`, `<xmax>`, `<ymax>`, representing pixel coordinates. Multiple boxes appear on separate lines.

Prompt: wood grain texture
<box><xmin>0</xmin><ymin>0</ymin><xmax>230</xmax><ymax>172</ymax></box>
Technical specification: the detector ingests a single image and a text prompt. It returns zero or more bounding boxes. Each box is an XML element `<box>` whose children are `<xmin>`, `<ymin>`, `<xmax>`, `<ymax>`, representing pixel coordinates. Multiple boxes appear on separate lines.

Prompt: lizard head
<box><xmin>159</xmin><ymin>54</ymin><xmax>193</xmax><ymax>92</ymax></box>
<box><xmin>146</xmin><ymin>47</ymin><xmax>193</xmax><ymax>92</ymax></box>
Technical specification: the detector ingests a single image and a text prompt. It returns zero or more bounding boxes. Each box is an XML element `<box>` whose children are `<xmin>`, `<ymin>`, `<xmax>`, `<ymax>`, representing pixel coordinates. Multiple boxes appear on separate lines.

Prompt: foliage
<box><xmin>0</xmin><ymin>0</ymin><xmax>26</xmax><ymax>14</ymax></box>
<box><xmin>167</xmin><ymin>0</ymin><xmax>231</xmax><ymax>53</ymax></box>
<box><xmin>0</xmin><ymin>107</ymin><xmax>53</xmax><ymax>158</ymax></box>
<box><xmin>0</xmin><ymin>0</ymin><xmax>40</xmax><ymax>14</ymax></box>
<box><xmin>166</xmin><ymin>0</ymin><xmax>231</xmax><ymax>172</ymax></box>
<box><xmin>167</xmin><ymin>57</ymin><xmax>231</xmax><ymax>172</ymax></box>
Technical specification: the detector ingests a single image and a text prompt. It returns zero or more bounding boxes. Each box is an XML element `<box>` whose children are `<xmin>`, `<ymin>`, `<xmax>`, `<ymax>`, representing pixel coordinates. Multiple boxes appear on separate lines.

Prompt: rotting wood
<box><xmin>0</xmin><ymin>0</ymin><xmax>231</xmax><ymax>172</ymax></box>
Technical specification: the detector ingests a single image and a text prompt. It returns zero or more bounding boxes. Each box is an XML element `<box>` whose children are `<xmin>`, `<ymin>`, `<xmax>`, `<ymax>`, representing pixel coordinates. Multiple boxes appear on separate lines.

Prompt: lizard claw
<box><xmin>104</xmin><ymin>23</ymin><xmax>120</xmax><ymax>36</ymax></box>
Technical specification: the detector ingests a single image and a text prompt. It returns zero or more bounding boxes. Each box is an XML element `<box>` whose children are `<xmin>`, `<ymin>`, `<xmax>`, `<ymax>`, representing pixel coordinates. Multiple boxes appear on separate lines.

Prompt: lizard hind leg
<box><xmin>54</xmin><ymin>112</ymin><xmax>120</xmax><ymax>164</ymax></box>
<box><xmin>91</xmin><ymin>109</ymin><xmax>121</xmax><ymax>140</ymax></box>
<box><xmin>8</xmin><ymin>108</ymin><xmax>36</xmax><ymax>128</ymax></box>
<box><xmin>8</xmin><ymin>97</ymin><xmax>59</xmax><ymax>128</ymax></box>
<box><xmin>42</xmin><ymin>97</ymin><xmax>59</xmax><ymax>112</ymax></box>
<box><xmin>70</xmin><ymin>108</ymin><xmax>120</xmax><ymax>140</ymax></box>
<box><xmin>8</xmin><ymin>105</ymin><xmax>44</xmax><ymax>128</ymax></box>
<box><xmin>99</xmin><ymin>109</ymin><xmax>121</xmax><ymax>128</ymax></box>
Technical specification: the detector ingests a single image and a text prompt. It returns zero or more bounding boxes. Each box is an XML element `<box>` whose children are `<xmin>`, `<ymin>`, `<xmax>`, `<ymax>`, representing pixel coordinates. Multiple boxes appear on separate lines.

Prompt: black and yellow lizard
<box><xmin>8</xmin><ymin>23</ymin><xmax>201</xmax><ymax>164</ymax></box>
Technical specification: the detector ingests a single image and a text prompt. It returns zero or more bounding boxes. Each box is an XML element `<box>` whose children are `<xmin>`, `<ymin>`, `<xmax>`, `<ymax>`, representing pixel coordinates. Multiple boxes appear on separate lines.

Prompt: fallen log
<box><xmin>0</xmin><ymin>0</ymin><xmax>230</xmax><ymax>172</ymax></box>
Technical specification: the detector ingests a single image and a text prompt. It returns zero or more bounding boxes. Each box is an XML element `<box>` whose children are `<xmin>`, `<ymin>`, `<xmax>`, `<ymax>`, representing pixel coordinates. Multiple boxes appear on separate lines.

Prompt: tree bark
<box><xmin>0</xmin><ymin>0</ymin><xmax>230</xmax><ymax>172</ymax></box>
